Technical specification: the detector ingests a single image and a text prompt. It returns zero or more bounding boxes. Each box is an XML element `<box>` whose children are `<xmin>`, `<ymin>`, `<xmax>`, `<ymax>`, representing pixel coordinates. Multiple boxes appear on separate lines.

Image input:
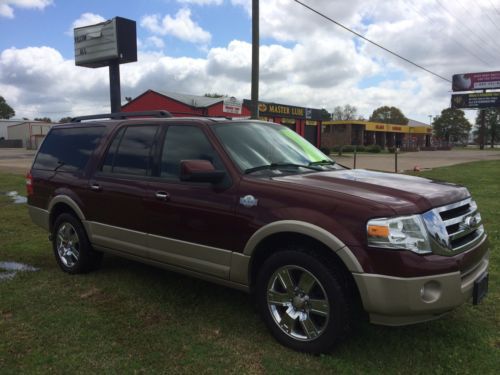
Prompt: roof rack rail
<box><xmin>71</xmin><ymin>110</ymin><xmax>173</xmax><ymax>122</ymax></box>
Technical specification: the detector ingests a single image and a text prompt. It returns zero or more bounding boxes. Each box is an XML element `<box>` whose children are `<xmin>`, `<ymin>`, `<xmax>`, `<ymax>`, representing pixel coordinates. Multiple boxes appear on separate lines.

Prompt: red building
<box><xmin>122</xmin><ymin>90</ymin><xmax>327</xmax><ymax>147</ymax></box>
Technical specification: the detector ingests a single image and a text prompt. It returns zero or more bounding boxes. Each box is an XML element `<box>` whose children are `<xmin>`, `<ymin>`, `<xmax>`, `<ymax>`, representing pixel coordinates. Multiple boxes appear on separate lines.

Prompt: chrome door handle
<box><xmin>90</xmin><ymin>183</ymin><xmax>102</xmax><ymax>191</ymax></box>
<box><xmin>155</xmin><ymin>192</ymin><xmax>170</xmax><ymax>201</ymax></box>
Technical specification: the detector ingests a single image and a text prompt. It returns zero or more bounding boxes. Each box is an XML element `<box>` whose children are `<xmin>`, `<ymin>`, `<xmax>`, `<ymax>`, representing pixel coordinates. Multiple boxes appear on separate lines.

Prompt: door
<box><xmin>143</xmin><ymin>124</ymin><xmax>238</xmax><ymax>278</ymax></box>
<box><xmin>83</xmin><ymin>124</ymin><xmax>160</xmax><ymax>255</ymax></box>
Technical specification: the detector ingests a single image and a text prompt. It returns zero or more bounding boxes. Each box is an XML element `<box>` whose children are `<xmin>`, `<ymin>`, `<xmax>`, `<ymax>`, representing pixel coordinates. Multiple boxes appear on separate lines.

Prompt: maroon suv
<box><xmin>27</xmin><ymin>111</ymin><xmax>489</xmax><ymax>353</ymax></box>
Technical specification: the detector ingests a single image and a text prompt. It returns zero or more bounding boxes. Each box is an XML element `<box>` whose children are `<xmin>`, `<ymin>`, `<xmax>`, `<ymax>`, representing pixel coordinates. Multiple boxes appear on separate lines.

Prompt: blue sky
<box><xmin>1</xmin><ymin>0</ymin><xmax>495</xmax><ymax>122</ymax></box>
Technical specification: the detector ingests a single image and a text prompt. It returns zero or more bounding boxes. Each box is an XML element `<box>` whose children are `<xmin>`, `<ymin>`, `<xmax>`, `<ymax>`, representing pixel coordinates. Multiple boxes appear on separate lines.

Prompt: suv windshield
<box><xmin>214</xmin><ymin>121</ymin><xmax>338</xmax><ymax>174</ymax></box>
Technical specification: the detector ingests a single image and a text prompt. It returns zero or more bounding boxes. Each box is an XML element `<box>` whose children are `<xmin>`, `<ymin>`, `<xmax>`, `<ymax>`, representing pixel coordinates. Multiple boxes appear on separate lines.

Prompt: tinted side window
<box><xmin>33</xmin><ymin>126</ymin><xmax>105</xmax><ymax>171</ymax></box>
<box><xmin>102</xmin><ymin>126</ymin><xmax>158</xmax><ymax>176</ymax></box>
<box><xmin>161</xmin><ymin>126</ymin><xmax>223</xmax><ymax>179</ymax></box>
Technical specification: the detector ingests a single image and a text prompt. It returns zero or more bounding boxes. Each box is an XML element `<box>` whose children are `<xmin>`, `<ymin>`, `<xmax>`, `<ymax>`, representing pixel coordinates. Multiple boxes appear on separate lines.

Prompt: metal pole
<box><xmin>479</xmin><ymin>109</ymin><xmax>485</xmax><ymax>150</ymax></box>
<box><xmin>353</xmin><ymin>145</ymin><xmax>357</xmax><ymax>169</ymax></box>
<box><xmin>251</xmin><ymin>0</ymin><xmax>259</xmax><ymax>119</ymax></box>
<box><xmin>395</xmin><ymin>148</ymin><xmax>398</xmax><ymax>173</ymax></box>
<box><xmin>109</xmin><ymin>60</ymin><xmax>121</xmax><ymax>113</ymax></box>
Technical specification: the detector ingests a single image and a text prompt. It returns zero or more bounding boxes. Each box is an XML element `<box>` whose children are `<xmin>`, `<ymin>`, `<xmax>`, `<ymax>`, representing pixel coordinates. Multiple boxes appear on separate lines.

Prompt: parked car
<box><xmin>27</xmin><ymin>111</ymin><xmax>489</xmax><ymax>353</ymax></box>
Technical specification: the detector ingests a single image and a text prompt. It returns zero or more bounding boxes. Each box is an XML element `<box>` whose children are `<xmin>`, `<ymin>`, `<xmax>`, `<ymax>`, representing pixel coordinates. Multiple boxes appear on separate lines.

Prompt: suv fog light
<box><xmin>420</xmin><ymin>281</ymin><xmax>441</xmax><ymax>303</ymax></box>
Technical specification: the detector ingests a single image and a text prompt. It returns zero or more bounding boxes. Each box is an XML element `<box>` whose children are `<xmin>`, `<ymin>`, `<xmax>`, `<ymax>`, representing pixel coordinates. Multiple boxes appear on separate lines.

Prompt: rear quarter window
<box><xmin>33</xmin><ymin>126</ymin><xmax>106</xmax><ymax>172</ymax></box>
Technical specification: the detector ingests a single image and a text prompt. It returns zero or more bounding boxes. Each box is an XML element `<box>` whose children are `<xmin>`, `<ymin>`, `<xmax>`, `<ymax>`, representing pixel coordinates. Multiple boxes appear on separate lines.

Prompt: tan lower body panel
<box><xmin>353</xmin><ymin>252</ymin><xmax>489</xmax><ymax>326</ymax></box>
<box><xmin>87</xmin><ymin>221</ymin><xmax>248</xmax><ymax>282</ymax></box>
<box><xmin>28</xmin><ymin>206</ymin><xmax>50</xmax><ymax>231</ymax></box>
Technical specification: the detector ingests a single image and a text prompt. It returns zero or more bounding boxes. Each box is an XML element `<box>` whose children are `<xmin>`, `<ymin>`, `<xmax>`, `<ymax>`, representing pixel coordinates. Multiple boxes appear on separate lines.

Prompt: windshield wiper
<box><xmin>244</xmin><ymin>163</ymin><xmax>322</xmax><ymax>174</ymax></box>
<box><xmin>308</xmin><ymin>159</ymin><xmax>335</xmax><ymax>166</ymax></box>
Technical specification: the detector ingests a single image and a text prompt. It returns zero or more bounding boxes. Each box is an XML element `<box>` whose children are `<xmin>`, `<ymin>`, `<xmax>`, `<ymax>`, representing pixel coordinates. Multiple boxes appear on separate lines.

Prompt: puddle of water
<box><xmin>0</xmin><ymin>272</ymin><xmax>17</xmax><ymax>281</ymax></box>
<box><xmin>0</xmin><ymin>261</ymin><xmax>39</xmax><ymax>282</ymax></box>
<box><xmin>5</xmin><ymin>191</ymin><xmax>27</xmax><ymax>204</ymax></box>
<box><xmin>0</xmin><ymin>261</ymin><xmax>39</xmax><ymax>272</ymax></box>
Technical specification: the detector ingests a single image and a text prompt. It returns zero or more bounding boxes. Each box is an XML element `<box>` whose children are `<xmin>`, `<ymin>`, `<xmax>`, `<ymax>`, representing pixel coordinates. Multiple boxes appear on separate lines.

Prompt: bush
<box><xmin>319</xmin><ymin>147</ymin><xmax>330</xmax><ymax>155</ymax></box>
<box><xmin>366</xmin><ymin>145</ymin><xmax>382</xmax><ymax>153</ymax></box>
<box><xmin>355</xmin><ymin>145</ymin><xmax>365</xmax><ymax>152</ymax></box>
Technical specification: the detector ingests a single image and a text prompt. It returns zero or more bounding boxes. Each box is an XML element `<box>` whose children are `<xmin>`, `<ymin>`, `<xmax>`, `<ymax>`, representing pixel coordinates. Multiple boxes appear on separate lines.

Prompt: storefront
<box><xmin>321</xmin><ymin>120</ymin><xmax>432</xmax><ymax>150</ymax></box>
<box><xmin>122</xmin><ymin>90</ymin><xmax>326</xmax><ymax>147</ymax></box>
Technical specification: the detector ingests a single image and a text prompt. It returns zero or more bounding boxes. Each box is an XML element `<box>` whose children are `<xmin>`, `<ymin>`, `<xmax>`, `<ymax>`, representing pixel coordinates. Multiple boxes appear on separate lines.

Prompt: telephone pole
<box><xmin>251</xmin><ymin>0</ymin><xmax>259</xmax><ymax>119</ymax></box>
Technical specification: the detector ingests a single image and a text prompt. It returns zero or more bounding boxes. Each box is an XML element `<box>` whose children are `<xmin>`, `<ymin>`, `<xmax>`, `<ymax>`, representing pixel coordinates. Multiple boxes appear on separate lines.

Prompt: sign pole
<box><xmin>479</xmin><ymin>109</ymin><xmax>485</xmax><ymax>150</ymax></box>
<box><xmin>109</xmin><ymin>60</ymin><xmax>121</xmax><ymax>113</ymax></box>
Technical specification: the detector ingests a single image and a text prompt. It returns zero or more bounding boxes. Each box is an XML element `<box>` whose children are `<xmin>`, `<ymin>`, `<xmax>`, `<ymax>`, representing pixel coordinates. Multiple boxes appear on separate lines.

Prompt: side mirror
<box><xmin>180</xmin><ymin>160</ymin><xmax>226</xmax><ymax>183</ymax></box>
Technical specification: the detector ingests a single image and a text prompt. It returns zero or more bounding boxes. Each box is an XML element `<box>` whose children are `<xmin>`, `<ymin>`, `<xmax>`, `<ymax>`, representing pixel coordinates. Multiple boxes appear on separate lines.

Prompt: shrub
<box><xmin>319</xmin><ymin>147</ymin><xmax>330</xmax><ymax>155</ymax></box>
<box><xmin>366</xmin><ymin>145</ymin><xmax>382</xmax><ymax>153</ymax></box>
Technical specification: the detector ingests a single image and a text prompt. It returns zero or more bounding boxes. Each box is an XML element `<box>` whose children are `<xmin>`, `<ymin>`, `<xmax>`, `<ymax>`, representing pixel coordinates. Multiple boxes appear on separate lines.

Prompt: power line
<box><xmin>470</xmin><ymin>0</ymin><xmax>500</xmax><ymax>33</ymax></box>
<box><xmin>402</xmin><ymin>0</ymin><xmax>493</xmax><ymax>67</ymax></box>
<box><xmin>487</xmin><ymin>0</ymin><xmax>500</xmax><ymax>17</ymax></box>
<box><xmin>293</xmin><ymin>0</ymin><xmax>451</xmax><ymax>83</ymax></box>
<box><xmin>436</xmin><ymin>0</ymin><xmax>500</xmax><ymax>56</ymax></box>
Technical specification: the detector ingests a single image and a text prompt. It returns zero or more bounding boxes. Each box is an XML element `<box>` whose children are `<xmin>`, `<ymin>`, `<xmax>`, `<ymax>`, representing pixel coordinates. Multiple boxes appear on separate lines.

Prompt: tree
<box><xmin>331</xmin><ymin>104</ymin><xmax>358</xmax><ymax>120</ymax></box>
<box><xmin>204</xmin><ymin>93</ymin><xmax>227</xmax><ymax>98</ymax></box>
<box><xmin>59</xmin><ymin>117</ymin><xmax>73</xmax><ymax>123</ymax></box>
<box><xmin>34</xmin><ymin>117</ymin><xmax>52</xmax><ymax>123</ymax></box>
<box><xmin>432</xmin><ymin>108</ymin><xmax>471</xmax><ymax>145</ymax></box>
<box><xmin>474</xmin><ymin>109</ymin><xmax>499</xmax><ymax>148</ymax></box>
<box><xmin>369</xmin><ymin>106</ymin><xmax>409</xmax><ymax>125</ymax></box>
<box><xmin>0</xmin><ymin>96</ymin><xmax>15</xmax><ymax>119</ymax></box>
<box><xmin>320</xmin><ymin>108</ymin><xmax>331</xmax><ymax>120</ymax></box>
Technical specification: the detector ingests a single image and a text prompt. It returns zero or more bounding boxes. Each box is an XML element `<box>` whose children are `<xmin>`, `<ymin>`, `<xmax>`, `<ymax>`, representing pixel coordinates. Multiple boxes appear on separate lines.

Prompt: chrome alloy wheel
<box><xmin>267</xmin><ymin>265</ymin><xmax>330</xmax><ymax>341</ymax></box>
<box><xmin>56</xmin><ymin>222</ymin><xmax>80</xmax><ymax>268</ymax></box>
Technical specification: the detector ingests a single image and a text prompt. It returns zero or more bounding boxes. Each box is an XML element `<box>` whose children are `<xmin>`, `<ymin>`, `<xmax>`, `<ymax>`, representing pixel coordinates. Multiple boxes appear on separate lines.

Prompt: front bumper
<box><xmin>353</xmin><ymin>250</ymin><xmax>489</xmax><ymax>326</ymax></box>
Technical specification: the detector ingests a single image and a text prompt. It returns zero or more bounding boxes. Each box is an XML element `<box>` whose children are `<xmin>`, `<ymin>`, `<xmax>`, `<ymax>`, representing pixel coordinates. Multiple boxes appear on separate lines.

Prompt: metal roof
<box><xmin>155</xmin><ymin>90</ymin><xmax>225</xmax><ymax>108</ymax></box>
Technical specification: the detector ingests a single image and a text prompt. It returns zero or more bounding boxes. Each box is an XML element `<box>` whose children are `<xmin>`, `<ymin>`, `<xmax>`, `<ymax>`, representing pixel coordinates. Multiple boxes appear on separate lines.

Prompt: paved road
<box><xmin>0</xmin><ymin>148</ymin><xmax>500</xmax><ymax>175</ymax></box>
<box><xmin>333</xmin><ymin>149</ymin><xmax>500</xmax><ymax>172</ymax></box>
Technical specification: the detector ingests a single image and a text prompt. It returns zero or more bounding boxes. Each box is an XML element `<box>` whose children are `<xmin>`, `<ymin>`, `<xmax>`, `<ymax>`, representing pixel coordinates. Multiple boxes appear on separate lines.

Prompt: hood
<box><xmin>272</xmin><ymin>169</ymin><xmax>469</xmax><ymax>214</ymax></box>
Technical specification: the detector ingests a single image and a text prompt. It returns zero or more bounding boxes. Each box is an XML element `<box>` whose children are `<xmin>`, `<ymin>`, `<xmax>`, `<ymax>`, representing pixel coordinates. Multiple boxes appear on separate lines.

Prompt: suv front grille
<box><xmin>422</xmin><ymin>198</ymin><xmax>485</xmax><ymax>255</ymax></box>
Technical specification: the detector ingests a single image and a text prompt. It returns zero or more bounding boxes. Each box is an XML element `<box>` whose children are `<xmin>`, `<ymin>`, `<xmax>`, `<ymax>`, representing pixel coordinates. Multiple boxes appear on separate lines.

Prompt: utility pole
<box><xmin>251</xmin><ymin>0</ymin><xmax>259</xmax><ymax>119</ymax></box>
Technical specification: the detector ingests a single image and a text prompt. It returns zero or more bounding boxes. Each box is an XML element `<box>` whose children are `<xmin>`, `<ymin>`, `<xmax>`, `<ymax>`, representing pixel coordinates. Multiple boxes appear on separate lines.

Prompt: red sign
<box><xmin>452</xmin><ymin>71</ymin><xmax>500</xmax><ymax>91</ymax></box>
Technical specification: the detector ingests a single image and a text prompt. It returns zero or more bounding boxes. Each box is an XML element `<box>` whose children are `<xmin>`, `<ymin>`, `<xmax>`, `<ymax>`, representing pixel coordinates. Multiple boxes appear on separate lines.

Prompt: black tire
<box><xmin>52</xmin><ymin>213</ymin><xmax>102</xmax><ymax>274</ymax></box>
<box><xmin>256</xmin><ymin>250</ymin><xmax>351</xmax><ymax>354</ymax></box>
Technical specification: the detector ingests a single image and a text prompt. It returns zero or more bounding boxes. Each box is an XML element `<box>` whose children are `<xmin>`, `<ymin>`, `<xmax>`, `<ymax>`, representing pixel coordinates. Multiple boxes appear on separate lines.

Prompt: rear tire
<box><xmin>52</xmin><ymin>213</ymin><xmax>102</xmax><ymax>274</ymax></box>
<box><xmin>256</xmin><ymin>249</ymin><xmax>351</xmax><ymax>353</ymax></box>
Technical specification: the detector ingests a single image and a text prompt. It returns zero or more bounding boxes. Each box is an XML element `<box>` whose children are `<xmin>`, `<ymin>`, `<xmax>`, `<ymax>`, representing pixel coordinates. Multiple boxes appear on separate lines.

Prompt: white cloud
<box><xmin>177</xmin><ymin>0</ymin><xmax>223</xmax><ymax>5</ymax></box>
<box><xmin>141</xmin><ymin>8</ymin><xmax>211</xmax><ymax>45</ymax></box>
<box><xmin>70</xmin><ymin>12</ymin><xmax>106</xmax><ymax>31</ymax></box>
<box><xmin>146</xmin><ymin>36</ymin><xmax>165</xmax><ymax>50</ymax></box>
<box><xmin>0</xmin><ymin>0</ymin><xmax>52</xmax><ymax>18</ymax></box>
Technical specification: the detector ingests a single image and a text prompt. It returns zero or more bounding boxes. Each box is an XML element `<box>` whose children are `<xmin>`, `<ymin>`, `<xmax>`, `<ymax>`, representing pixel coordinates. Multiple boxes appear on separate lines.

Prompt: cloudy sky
<box><xmin>1</xmin><ymin>0</ymin><xmax>499</xmax><ymax>123</ymax></box>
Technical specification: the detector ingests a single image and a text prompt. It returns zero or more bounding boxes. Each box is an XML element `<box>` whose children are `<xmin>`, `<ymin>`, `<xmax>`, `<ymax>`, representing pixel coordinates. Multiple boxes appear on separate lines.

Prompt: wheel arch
<box><xmin>243</xmin><ymin>221</ymin><xmax>364</xmax><ymax>289</ymax></box>
<box><xmin>48</xmin><ymin>196</ymin><xmax>86</xmax><ymax>231</ymax></box>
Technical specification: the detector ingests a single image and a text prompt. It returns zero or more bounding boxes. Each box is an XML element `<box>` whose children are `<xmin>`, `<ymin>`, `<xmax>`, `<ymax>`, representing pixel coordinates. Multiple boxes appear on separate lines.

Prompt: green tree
<box><xmin>474</xmin><ymin>109</ymin><xmax>499</xmax><ymax>148</ymax></box>
<box><xmin>204</xmin><ymin>93</ymin><xmax>227</xmax><ymax>98</ymax></box>
<box><xmin>320</xmin><ymin>108</ymin><xmax>331</xmax><ymax>120</ymax></box>
<box><xmin>58</xmin><ymin>117</ymin><xmax>73</xmax><ymax>123</ymax></box>
<box><xmin>369</xmin><ymin>106</ymin><xmax>409</xmax><ymax>125</ymax></box>
<box><xmin>432</xmin><ymin>108</ymin><xmax>471</xmax><ymax>145</ymax></box>
<box><xmin>0</xmin><ymin>96</ymin><xmax>15</xmax><ymax>119</ymax></box>
<box><xmin>34</xmin><ymin>117</ymin><xmax>52</xmax><ymax>123</ymax></box>
<box><xmin>332</xmin><ymin>104</ymin><xmax>358</xmax><ymax>120</ymax></box>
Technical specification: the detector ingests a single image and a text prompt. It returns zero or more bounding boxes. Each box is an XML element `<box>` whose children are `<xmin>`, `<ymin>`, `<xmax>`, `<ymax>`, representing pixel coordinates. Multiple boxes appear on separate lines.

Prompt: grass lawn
<box><xmin>0</xmin><ymin>161</ymin><xmax>499</xmax><ymax>374</ymax></box>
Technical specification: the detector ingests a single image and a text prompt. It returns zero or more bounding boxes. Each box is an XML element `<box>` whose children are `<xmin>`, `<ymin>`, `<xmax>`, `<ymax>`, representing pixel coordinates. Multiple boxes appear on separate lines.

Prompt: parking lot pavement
<box><xmin>0</xmin><ymin>148</ymin><xmax>36</xmax><ymax>174</ymax></box>
<box><xmin>333</xmin><ymin>149</ymin><xmax>500</xmax><ymax>172</ymax></box>
<box><xmin>1</xmin><ymin>147</ymin><xmax>500</xmax><ymax>175</ymax></box>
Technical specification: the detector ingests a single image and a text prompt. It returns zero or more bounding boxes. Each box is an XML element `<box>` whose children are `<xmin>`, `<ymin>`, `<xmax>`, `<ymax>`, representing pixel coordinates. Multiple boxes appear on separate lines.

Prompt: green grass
<box><xmin>0</xmin><ymin>162</ymin><xmax>499</xmax><ymax>374</ymax></box>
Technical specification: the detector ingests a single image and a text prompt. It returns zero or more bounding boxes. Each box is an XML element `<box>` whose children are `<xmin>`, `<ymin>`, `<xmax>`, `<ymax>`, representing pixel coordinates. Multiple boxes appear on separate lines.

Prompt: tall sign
<box><xmin>451</xmin><ymin>70</ymin><xmax>500</xmax><ymax>149</ymax></box>
<box><xmin>74</xmin><ymin>17</ymin><xmax>137</xmax><ymax>113</ymax></box>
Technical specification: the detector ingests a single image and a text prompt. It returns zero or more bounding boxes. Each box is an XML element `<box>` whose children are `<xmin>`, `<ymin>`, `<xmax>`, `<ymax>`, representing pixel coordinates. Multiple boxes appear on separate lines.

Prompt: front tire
<box><xmin>256</xmin><ymin>250</ymin><xmax>351</xmax><ymax>353</ymax></box>
<box><xmin>52</xmin><ymin>213</ymin><xmax>102</xmax><ymax>274</ymax></box>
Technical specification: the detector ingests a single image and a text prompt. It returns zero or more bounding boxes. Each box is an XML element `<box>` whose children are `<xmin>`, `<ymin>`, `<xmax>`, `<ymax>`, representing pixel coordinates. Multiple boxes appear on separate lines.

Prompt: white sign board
<box><xmin>223</xmin><ymin>97</ymin><xmax>243</xmax><ymax>114</ymax></box>
<box><xmin>74</xmin><ymin>19</ymin><xmax>119</xmax><ymax>67</ymax></box>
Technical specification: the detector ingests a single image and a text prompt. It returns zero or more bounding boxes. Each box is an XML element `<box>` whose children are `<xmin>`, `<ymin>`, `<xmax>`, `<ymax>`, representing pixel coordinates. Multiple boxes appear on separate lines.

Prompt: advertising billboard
<box><xmin>452</xmin><ymin>71</ymin><xmax>500</xmax><ymax>91</ymax></box>
<box><xmin>451</xmin><ymin>92</ymin><xmax>500</xmax><ymax>109</ymax></box>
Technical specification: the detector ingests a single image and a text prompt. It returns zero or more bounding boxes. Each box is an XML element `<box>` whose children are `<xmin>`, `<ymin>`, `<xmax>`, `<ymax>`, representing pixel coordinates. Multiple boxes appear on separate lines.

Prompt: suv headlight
<box><xmin>367</xmin><ymin>215</ymin><xmax>431</xmax><ymax>254</ymax></box>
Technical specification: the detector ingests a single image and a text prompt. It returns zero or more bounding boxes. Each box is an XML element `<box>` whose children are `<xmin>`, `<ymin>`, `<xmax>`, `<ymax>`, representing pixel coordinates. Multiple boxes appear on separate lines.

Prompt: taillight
<box><xmin>26</xmin><ymin>172</ymin><xmax>34</xmax><ymax>196</ymax></box>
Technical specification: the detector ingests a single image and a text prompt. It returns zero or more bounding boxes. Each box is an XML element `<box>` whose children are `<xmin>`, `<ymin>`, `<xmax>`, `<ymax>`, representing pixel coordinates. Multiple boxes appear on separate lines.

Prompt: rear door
<box><xmin>83</xmin><ymin>124</ymin><xmax>160</xmax><ymax>255</ymax></box>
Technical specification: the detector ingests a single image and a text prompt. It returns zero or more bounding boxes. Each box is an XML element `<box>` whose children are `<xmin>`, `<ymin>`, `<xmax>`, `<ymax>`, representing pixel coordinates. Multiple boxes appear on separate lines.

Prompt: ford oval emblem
<box><xmin>240</xmin><ymin>195</ymin><xmax>258</xmax><ymax>208</ymax></box>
